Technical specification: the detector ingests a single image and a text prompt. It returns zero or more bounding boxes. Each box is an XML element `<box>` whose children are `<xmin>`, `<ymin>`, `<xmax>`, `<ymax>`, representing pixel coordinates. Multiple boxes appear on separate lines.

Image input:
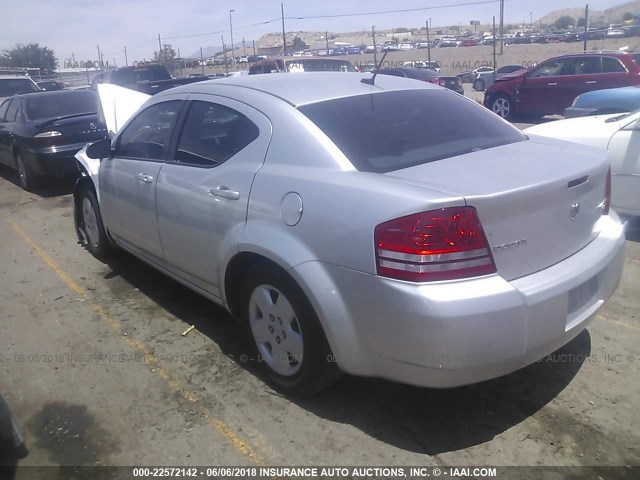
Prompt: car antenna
<box><xmin>361</xmin><ymin>50</ymin><xmax>389</xmax><ymax>86</ymax></box>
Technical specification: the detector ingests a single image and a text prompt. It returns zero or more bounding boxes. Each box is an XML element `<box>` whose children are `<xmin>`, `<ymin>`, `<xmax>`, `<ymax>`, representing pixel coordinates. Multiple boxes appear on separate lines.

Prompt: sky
<box><xmin>0</xmin><ymin>0</ymin><xmax>627</xmax><ymax>67</ymax></box>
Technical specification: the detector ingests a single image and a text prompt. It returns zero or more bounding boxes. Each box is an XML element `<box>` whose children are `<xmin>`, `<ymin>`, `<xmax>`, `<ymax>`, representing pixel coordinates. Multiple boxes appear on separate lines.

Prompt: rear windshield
<box><xmin>26</xmin><ymin>91</ymin><xmax>97</xmax><ymax>120</ymax></box>
<box><xmin>0</xmin><ymin>78</ymin><xmax>40</xmax><ymax>96</ymax></box>
<box><xmin>298</xmin><ymin>89</ymin><xmax>526</xmax><ymax>173</ymax></box>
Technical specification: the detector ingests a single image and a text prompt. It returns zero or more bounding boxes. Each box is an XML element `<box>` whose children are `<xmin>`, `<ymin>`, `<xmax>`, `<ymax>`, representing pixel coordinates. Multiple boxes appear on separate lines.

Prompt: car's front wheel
<box><xmin>78</xmin><ymin>186</ymin><xmax>112</xmax><ymax>260</ymax></box>
<box><xmin>490</xmin><ymin>94</ymin><xmax>515</xmax><ymax>120</ymax></box>
<box><xmin>240</xmin><ymin>263</ymin><xmax>340</xmax><ymax>395</ymax></box>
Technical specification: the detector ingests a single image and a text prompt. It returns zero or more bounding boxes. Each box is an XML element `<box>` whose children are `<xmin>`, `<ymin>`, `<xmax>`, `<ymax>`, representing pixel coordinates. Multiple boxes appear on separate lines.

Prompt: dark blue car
<box><xmin>565</xmin><ymin>85</ymin><xmax>640</xmax><ymax>118</ymax></box>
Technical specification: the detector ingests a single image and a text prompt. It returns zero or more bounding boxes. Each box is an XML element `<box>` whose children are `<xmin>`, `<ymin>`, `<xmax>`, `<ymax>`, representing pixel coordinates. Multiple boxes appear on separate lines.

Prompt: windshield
<box><xmin>25</xmin><ymin>91</ymin><xmax>97</xmax><ymax>120</ymax></box>
<box><xmin>299</xmin><ymin>89</ymin><xmax>526</xmax><ymax>173</ymax></box>
<box><xmin>0</xmin><ymin>78</ymin><xmax>40</xmax><ymax>96</ymax></box>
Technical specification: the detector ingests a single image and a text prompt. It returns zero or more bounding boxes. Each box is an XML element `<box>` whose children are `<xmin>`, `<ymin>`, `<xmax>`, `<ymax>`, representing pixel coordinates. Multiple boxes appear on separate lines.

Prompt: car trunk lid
<box><xmin>383</xmin><ymin>138</ymin><xmax>610</xmax><ymax>281</ymax></box>
<box><xmin>35</xmin><ymin>113</ymin><xmax>106</xmax><ymax>144</ymax></box>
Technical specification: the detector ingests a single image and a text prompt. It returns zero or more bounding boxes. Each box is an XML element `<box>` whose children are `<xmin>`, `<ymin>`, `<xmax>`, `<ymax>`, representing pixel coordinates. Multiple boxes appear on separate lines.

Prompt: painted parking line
<box><xmin>8</xmin><ymin>219</ymin><xmax>267</xmax><ymax>467</ymax></box>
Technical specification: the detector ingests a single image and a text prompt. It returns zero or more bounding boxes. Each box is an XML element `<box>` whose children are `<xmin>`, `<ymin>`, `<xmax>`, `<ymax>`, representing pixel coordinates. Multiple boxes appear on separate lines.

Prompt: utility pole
<box><xmin>583</xmin><ymin>4</ymin><xmax>589</xmax><ymax>53</ymax></box>
<box><xmin>281</xmin><ymin>3</ymin><xmax>287</xmax><ymax>55</ymax></box>
<box><xmin>243</xmin><ymin>37</ymin><xmax>246</xmax><ymax>56</ymax></box>
<box><xmin>372</xmin><ymin>26</ymin><xmax>378</xmax><ymax>66</ymax></box>
<box><xmin>158</xmin><ymin>33</ymin><xmax>162</xmax><ymax>64</ymax></box>
<box><xmin>493</xmin><ymin>16</ymin><xmax>497</xmax><ymax>74</ymax></box>
<box><xmin>253</xmin><ymin>40</ymin><xmax>256</xmax><ymax>55</ymax></box>
<box><xmin>229</xmin><ymin>9</ymin><xmax>235</xmax><ymax>67</ymax></box>
<box><xmin>426</xmin><ymin>19</ymin><xmax>431</xmax><ymax>64</ymax></box>
<box><xmin>499</xmin><ymin>0</ymin><xmax>504</xmax><ymax>54</ymax></box>
<box><xmin>530</xmin><ymin>11</ymin><xmax>533</xmax><ymax>32</ymax></box>
<box><xmin>222</xmin><ymin>36</ymin><xmax>229</xmax><ymax>75</ymax></box>
<box><xmin>326</xmin><ymin>31</ymin><xmax>329</xmax><ymax>55</ymax></box>
<box><xmin>124</xmin><ymin>46</ymin><xmax>128</xmax><ymax>66</ymax></box>
<box><xmin>200</xmin><ymin>47</ymin><xmax>205</xmax><ymax>75</ymax></box>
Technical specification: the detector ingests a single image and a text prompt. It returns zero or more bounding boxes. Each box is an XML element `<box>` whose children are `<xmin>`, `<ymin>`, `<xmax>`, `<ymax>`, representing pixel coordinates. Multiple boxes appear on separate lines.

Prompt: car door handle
<box><xmin>135</xmin><ymin>173</ymin><xmax>154</xmax><ymax>183</ymax></box>
<box><xmin>585</xmin><ymin>80</ymin><xmax>597</xmax><ymax>84</ymax></box>
<box><xmin>209</xmin><ymin>186</ymin><xmax>240</xmax><ymax>200</ymax></box>
<box><xmin>547</xmin><ymin>82</ymin><xmax>558</xmax><ymax>86</ymax></box>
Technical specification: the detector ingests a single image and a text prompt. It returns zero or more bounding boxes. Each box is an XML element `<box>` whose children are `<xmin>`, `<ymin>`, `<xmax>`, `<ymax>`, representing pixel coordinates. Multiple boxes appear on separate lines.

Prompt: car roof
<box><xmin>161</xmin><ymin>72</ymin><xmax>436</xmax><ymax>106</ymax></box>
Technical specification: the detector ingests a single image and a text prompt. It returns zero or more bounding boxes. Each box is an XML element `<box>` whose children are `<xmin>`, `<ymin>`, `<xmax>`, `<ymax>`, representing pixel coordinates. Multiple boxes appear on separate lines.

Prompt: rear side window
<box><xmin>298</xmin><ymin>89</ymin><xmax>525</xmax><ymax>173</ymax></box>
<box><xmin>174</xmin><ymin>100</ymin><xmax>259</xmax><ymax>167</ymax></box>
<box><xmin>5</xmin><ymin>100</ymin><xmax>19</xmax><ymax>123</ymax></box>
<box><xmin>602</xmin><ymin>57</ymin><xmax>626</xmax><ymax>73</ymax></box>
<box><xmin>115</xmin><ymin>101</ymin><xmax>182</xmax><ymax>160</ymax></box>
<box><xmin>0</xmin><ymin>99</ymin><xmax>10</xmax><ymax>120</ymax></box>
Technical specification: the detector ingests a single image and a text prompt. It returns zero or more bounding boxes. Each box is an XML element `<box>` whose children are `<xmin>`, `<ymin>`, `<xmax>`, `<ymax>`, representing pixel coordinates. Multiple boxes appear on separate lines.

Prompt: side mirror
<box><xmin>86</xmin><ymin>138</ymin><xmax>112</xmax><ymax>159</ymax></box>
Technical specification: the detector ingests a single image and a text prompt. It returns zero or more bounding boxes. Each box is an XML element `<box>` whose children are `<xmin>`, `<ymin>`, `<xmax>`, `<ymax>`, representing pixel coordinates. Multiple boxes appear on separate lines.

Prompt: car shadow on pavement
<box><xmin>0</xmin><ymin>165</ymin><xmax>75</xmax><ymax>197</ymax></box>
<box><xmin>100</xmin><ymin>250</ymin><xmax>591</xmax><ymax>455</ymax></box>
<box><xmin>294</xmin><ymin>330</ymin><xmax>590</xmax><ymax>455</ymax></box>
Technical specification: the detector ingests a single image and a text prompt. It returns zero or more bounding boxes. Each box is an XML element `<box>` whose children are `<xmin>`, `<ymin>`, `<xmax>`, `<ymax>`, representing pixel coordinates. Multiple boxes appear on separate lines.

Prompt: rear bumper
<box><xmin>24</xmin><ymin>142</ymin><xmax>88</xmax><ymax>177</ymax></box>
<box><xmin>294</xmin><ymin>213</ymin><xmax>625</xmax><ymax>388</ymax></box>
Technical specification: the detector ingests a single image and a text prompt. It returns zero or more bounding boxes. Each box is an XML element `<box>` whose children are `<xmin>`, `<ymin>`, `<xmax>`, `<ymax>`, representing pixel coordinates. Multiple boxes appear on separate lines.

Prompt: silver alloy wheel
<box><xmin>15</xmin><ymin>154</ymin><xmax>27</xmax><ymax>189</ymax></box>
<box><xmin>248</xmin><ymin>284</ymin><xmax>304</xmax><ymax>376</ymax></box>
<box><xmin>492</xmin><ymin>97</ymin><xmax>511</xmax><ymax>118</ymax></box>
<box><xmin>82</xmin><ymin>197</ymin><xmax>100</xmax><ymax>249</ymax></box>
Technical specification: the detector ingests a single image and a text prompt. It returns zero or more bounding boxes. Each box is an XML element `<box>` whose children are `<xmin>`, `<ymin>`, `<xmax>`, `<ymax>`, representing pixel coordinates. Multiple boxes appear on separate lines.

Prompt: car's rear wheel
<box><xmin>240</xmin><ymin>263</ymin><xmax>340</xmax><ymax>395</ymax></box>
<box><xmin>473</xmin><ymin>78</ymin><xmax>485</xmax><ymax>91</ymax></box>
<box><xmin>14</xmin><ymin>152</ymin><xmax>37</xmax><ymax>191</ymax></box>
<box><xmin>490</xmin><ymin>94</ymin><xmax>515</xmax><ymax>120</ymax></box>
<box><xmin>78</xmin><ymin>186</ymin><xmax>112</xmax><ymax>260</ymax></box>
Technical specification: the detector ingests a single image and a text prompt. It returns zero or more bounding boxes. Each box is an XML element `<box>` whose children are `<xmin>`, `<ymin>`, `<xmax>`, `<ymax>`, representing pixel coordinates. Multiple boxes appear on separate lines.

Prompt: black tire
<box><xmin>490</xmin><ymin>94</ymin><xmax>515</xmax><ymax>121</ymax></box>
<box><xmin>14</xmin><ymin>151</ymin><xmax>38</xmax><ymax>191</ymax></box>
<box><xmin>473</xmin><ymin>78</ymin><xmax>485</xmax><ymax>91</ymax></box>
<box><xmin>240</xmin><ymin>263</ymin><xmax>340</xmax><ymax>396</ymax></box>
<box><xmin>77</xmin><ymin>185</ymin><xmax>112</xmax><ymax>260</ymax></box>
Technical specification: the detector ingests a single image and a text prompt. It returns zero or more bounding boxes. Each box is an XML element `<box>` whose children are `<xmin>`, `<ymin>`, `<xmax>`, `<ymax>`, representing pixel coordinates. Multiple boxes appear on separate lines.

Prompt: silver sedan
<box><xmin>74</xmin><ymin>73</ymin><xmax>625</xmax><ymax>395</ymax></box>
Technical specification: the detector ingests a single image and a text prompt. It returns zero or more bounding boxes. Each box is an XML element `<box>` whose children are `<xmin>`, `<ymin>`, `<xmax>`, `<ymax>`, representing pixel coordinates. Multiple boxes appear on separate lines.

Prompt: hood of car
<box><xmin>524</xmin><ymin>114</ymin><xmax>627</xmax><ymax>148</ymax></box>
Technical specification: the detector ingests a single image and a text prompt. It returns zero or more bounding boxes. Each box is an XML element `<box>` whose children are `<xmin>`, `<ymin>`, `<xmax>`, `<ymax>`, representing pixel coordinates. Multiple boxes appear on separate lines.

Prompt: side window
<box><xmin>5</xmin><ymin>100</ymin><xmax>19</xmax><ymax>123</ymax></box>
<box><xmin>115</xmin><ymin>100</ymin><xmax>182</xmax><ymax>160</ymax></box>
<box><xmin>602</xmin><ymin>57</ymin><xmax>626</xmax><ymax>73</ymax></box>
<box><xmin>384</xmin><ymin>69</ymin><xmax>405</xmax><ymax>77</ymax></box>
<box><xmin>528</xmin><ymin>60</ymin><xmax>567</xmax><ymax>78</ymax></box>
<box><xmin>174</xmin><ymin>100</ymin><xmax>259</xmax><ymax>167</ymax></box>
<box><xmin>573</xmin><ymin>57</ymin><xmax>602</xmax><ymax>75</ymax></box>
<box><xmin>0</xmin><ymin>99</ymin><xmax>10</xmax><ymax>121</ymax></box>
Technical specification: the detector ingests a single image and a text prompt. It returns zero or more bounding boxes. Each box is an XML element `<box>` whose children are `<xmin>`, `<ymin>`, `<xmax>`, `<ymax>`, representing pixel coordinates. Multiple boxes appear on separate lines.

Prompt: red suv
<box><xmin>484</xmin><ymin>52</ymin><xmax>640</xmax><ymax>120</ymax></box>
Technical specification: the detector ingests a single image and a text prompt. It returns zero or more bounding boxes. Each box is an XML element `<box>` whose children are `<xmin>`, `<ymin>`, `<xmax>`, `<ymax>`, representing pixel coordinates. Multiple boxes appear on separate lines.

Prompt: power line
<box><xmin>290</xmin><ymin>0</ymin><xmax>502</xmax><ymax>20</ymax></box>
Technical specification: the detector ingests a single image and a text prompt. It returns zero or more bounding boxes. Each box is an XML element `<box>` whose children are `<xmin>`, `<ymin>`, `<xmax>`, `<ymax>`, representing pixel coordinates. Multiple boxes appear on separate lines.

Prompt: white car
<box><xmin>525</xmin><ymin>111</ymin><xmax>640</xmax><ymax>217</ymax></box>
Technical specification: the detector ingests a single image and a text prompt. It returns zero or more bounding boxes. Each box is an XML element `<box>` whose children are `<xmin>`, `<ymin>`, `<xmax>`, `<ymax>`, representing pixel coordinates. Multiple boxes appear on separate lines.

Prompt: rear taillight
<box><xmin>374</xmin><ymin>207</ymin><xmax>497</xmax><ymax>282</ymax></box>
<box><xmin>33</xmin><ymin>130</ymin><xmax>64</xmax><ymax>146</ymax></box>
<box><xmin>603</xmin><ymin>167</ymin><xmax>611</xmax><ymax>215</ymax></box>
<box><xmin>437</xmin><ymin>78</ymin><xmax>447</xmax><ymax>86</ymax></box>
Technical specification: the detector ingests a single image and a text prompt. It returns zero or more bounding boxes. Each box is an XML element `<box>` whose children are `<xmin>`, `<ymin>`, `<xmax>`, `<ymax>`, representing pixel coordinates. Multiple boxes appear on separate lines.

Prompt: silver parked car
<box><xmin>74</xmin><ymin>73</ymin><xmax>625</xmax><ymax>395</ymax></box>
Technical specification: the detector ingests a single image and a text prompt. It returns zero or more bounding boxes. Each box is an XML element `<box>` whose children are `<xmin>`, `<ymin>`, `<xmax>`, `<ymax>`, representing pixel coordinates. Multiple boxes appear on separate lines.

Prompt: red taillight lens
<box><xmin>33</xmin><ymin>130</ymin><xmax>64</xmax><ymax>146</ymax></box>
<box><xmin>603</xmin><ymin>167</ymin><xmax>611</xmax><ymax>215</ymax></box>
<box><xmin>374</xmin><ymin>207</ymin><xmax>497</xmax><ymax>282</ymax></box>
